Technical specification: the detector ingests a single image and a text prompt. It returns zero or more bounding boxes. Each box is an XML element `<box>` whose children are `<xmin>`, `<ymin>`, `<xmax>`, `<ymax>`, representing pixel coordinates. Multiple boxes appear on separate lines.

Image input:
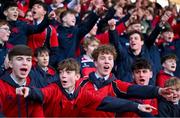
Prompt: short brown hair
<box><xmin>34</xmin><ymin>46</ymin><xmax>49</xmax><ymax>57</ymax></box>
<box><xmin>57</xmin><ymin>58</ymin><xmax>80</xmax><ymax>74</ymax></box>
<box><xmin>128</xmin><ymin>30</ymin><xmax>144</xmax><ymax>41</ymax></box>
<box><xmin>8</xmin><ymin>45</ymin><xmax>33</xmax><ymax>60</ymax></box>
<box><xmin>132</xmin><ymin>58</ymin><xmax>152</xmax><ymax>71</ymax></box>
<box><xmin>165</xmin><ymin>77</ymin><xmax>180</xmax><ymax>90</ymax></box>
<box><xmin>59</xmin><ymin>9</ymin><xmax>76</xmax><ymax>22</ymax></box>
<box><xmin>0</xmin><ymin>19</ymin><xmax>8</xmax><ymax>27</ymax></box>
<box><xmin>92</xmin><ymin>44</ymin><xmax>117</xmax><ymax>61</ymax></box>
<box><xmin>83</xmin><ymin>36</ymin><xmax>100</xmax><ymax>49</ymax></box>
<box><xmin>161</xmin><ymin>53</ymin><xmax>177</xmax><ymax>64</ymax></box>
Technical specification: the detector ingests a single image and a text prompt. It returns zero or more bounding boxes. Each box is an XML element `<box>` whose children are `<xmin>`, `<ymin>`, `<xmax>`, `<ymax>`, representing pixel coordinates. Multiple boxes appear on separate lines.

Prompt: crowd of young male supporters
<box><xmin>0</xmin><ymin>0</ymin><xmax>180</xmax><ymax>117</ymax></box>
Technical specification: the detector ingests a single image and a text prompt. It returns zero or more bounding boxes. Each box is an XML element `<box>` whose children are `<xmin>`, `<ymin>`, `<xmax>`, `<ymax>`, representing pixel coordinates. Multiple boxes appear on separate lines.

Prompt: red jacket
<box><xmin>28</xmin><ymin>25</ymin><xmax>59</xmax><ymax>52</ymax></box>
<box><xmin>0</xmin><ymin>74</ymin><xmax>44</xmax><ymax>117</ymax></box>
<box><xmin>40</xmin><ymin>80</ymin><xmax>104</xmax><ymax>117</ymax></box>
<box><xmin>156</xmin><ymin>70</ymin><xmax>173</xmax><ymax>88</ymax></box>
<box><xmin>172</xmin><ymin>23</ymin><xmax>180</xmax><ymax>37</ymax></box>
<box><xmin>80</xmin><ymin>72</ymin><xmax>159</xmax><ymax>117</ymax></box>
<box><xmin>79</xmin><ymin>73</ymin><xmax>131</xmax><ymax>117</ymax></box>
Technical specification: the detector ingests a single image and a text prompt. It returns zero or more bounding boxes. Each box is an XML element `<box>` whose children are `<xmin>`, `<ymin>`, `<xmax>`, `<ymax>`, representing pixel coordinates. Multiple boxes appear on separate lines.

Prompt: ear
<box><xmin>8</xmin><ymin>60</ymin><xmax>13</xmax><ymax>68</ymax></box>
<box><xmin>141</xmin><ymin>40</ymin><xmax>144</xmax><ymax>46</ymax></box>
<box><xmin>132</xmin><ymin>73</ymin><xmax>135</xmax><ymax>79</ymax></box>
<box><xmin>62</xmin><ymin>15</ymin><xmax>67</xmax><ymax>23</ymax></box>
<box><xmin>94</xmin><ymin>61</ymin><xmax>98</xmax><ymax>68</ymax></box>
<box><xmin>162</xmin><ymin>63</ymin><xmax>165</xmax><ymax>68</ymax></box>
<box><xmin>150</xmin><ymin>70</ymin><xmax>153</xmax><ymax>78</ymax></box>
<box><xmin>75</xmin><ymin>73</ymin><xmax>80</xmax><ymax>80</ymax></box>
<box><xmin>42</xmin><ymin>10</ymin><xmax>47</xmax><ymax>16</ymax></box>
<box><xmin>3</xmin><ymin>10</ymin><xmax>8</xmax><ymax>16</ymax></box>
<box><xmin>84</xmin><ymin>47</ymin><xmax>87</xmax><ymax>52</ymax></box>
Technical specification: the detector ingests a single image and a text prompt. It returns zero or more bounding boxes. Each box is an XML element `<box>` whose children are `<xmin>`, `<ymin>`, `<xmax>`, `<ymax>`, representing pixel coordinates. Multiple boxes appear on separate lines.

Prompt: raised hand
<box><xmin>160</xmin><ymin>11</ymin><xmax>172</xmax><ymax>25</ymax></box>
<box><xmin>108</xmin><ymin>19</ymin><xmax>116</xmax><ymax>30</ymax></box>
<box><xmin>158</xmin><ymin>87</ymin><xmax>173</xmax><ymax>100</ymax></box>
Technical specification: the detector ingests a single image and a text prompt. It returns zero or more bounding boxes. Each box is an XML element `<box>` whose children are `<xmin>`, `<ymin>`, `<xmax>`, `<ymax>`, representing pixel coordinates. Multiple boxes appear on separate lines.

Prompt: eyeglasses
<box><xmin>0</xmin><ymin>28</ymin><xmax>10</xmax><ymax>32</ymax></box>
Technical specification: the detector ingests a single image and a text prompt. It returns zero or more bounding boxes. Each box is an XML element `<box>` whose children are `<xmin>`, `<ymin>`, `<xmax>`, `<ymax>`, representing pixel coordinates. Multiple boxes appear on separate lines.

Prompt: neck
<box><xmin>132</xmin><ymin>48</ymin><xmax>141</xmax><ymax>56</ymax></box>
<box><xmin>65</xmin><ymin>86</ymin><xmax>75</xmax><ymax>93</ymax></box>
<box><xmin>10</xmin><ymin>73</ymin><xmax>26</xmax><ymax>86</ymax></box>
<box><xmin>95</xmin><ymin>71</ymin><xmax>109</xmax><ymax>78</ymax></box>
<box><xmin>41</xmin><ymin>66</ymin><xmax>48</xmax><ymax>72</ymax></box>
<box><xmin>164</xmin><ymin>69</ymin><xmax>174</xmax><ymax>75</ymax></box>
<box><xmin>34</xmin><ymin>17</ymin><xmax>44</xmax><ymax>24</ymax></box>
<box><xmin>63</xmin><ymin>23</ymin><xmax>70</xmax><ymax>27</ymax></box>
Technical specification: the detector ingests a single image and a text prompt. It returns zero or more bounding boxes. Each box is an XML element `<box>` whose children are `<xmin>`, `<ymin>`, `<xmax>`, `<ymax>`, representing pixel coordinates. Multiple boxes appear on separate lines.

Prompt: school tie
<box><xmin>69</xmin><ymin>93</ymin><xmax>73</xmax><ymax>99</ymax></box>
<box><xmin>99</xmin><ymin>77</ymin><xmax>105</xmax><ymax>83</ymax></box>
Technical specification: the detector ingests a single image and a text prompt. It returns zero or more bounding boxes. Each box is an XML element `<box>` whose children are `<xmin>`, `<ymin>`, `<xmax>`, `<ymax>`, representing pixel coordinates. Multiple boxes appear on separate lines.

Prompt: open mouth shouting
<box><xmin>61</xmin><ymin>80</ymin><xmax>68</xmax><ymax>87</ymax></box>
<box><xmin>103</xmin><ymin>65</ymin><xmax>111</xmax><ymax>73</ymax></box>
<box><xmin>19</xmin><ymin>68</ymin><xmax>28</xmax><ymax>75</ymax></box>
<box><xmin>139</xmin><ymin>78</ymin><xmax>146</xmax><ymax>85</ymax></box>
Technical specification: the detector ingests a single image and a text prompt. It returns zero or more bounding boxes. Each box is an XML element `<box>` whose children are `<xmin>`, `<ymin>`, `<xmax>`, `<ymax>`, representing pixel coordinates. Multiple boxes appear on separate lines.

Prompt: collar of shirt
<box><xmin>83</xmin><ymin>54</ymin><xmax>93</xmax><ymax>61</ymax></box>
<box><xmin>173</xmin><ymin>101</ymin><xmax>179</xmax><ymax>105</ymax></box>
<box><xmin>41</xmin><ymin>66</ymin><xmax>48</xmax><ymax>72</ymax></box>
<box><xmin>164</xmin><ymin>70</ymin><xmax>174</xmax><ymax>76</ymax></box>
<box><xmin>95</xmin><ymin>72</ymin><xmax>109</xmax><ymax>81</ymax></box>
<box><xmin>34</xmin><ymin>19</ymin><xmax>42</xmax><ymax>25</ymax></box>
<box><xmin>65</xmin><ymin>88</ymin><xmax>75</xmax><ymax>95</ymax></box>
<box><xmin>10</xmin><ymin>73</ymin><xmax>26</xmax><ymax>86</ymax></box>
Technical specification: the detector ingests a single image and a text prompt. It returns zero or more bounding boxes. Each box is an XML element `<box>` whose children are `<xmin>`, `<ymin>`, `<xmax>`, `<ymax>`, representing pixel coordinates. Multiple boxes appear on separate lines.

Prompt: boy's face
<box><xmin>115</xmin><ymin>7</ymin><xmax>124</xmax><ymax>18</ymax></box>
<box><xmin>59</xmin><ymin>69</ymin><xmax>80</xmax><ymax>92</ymax></box>
<box><xmin>62</xmin><ymin>13</ymin><xmax>76</xmax><ymax>27</ymax></box>
<box><xmin>162</xmin><ymin>58</ymin><xmax>176</xmax><ymax>72</ymax></box>
<box><xmin>166</xmin><ymin>88</ymin><xmax>180</xmax><ymax>103</ymax></box>
<box><xmin>133</xmin><ymin>69</ymin><xmax>152</xmax><ymax>85</ymax></box>
<box><xmin>9</xmin><ymin>55</ymin><xmax>32</xmax><ymax>79</ymax></box>
<box><xmin>128</xmin><ymin>23</ymin><xmax>142</xmax><ymax>33</ymax></box>
<box><xmin>0</xmin><ymin>24</ymin><xmax>10</xmax><ymax>42</ymax></box>
<box><xmin>36</xmin><ymin>52</ymin><xmax>49</xmax><ymax>68</ymax></box>
<box><xmin>31</xmin><ymin>4</ymin><xmax>47</xmax><ymax>20</ymax></box>
<box><xmin>25</xmin><ymin>11</ymin><xmax>33</xmax><ymax>21</ymax></box>
<box><xmin>4</xmin><ymin>7</ymin><xmax>19</xmax><ymax>21</ymax></box>
<box><xmin>162</xmin><ymin>31</ymin><xmax>174</xmax><ymax>42</ymax></box>
<box><xmin>129</xmin><ymin>33</ymin><xmax>144</xmax><ymax>51</ymax></box>
<box><xmin>95</xmin><ymin>53</ymin><xmax>114</xmax><ymax>77</ymax></box>
<box><xmin>84</xmin><ymin>41</ymin><xmax>99</xmax><ymax>57</ymax></box>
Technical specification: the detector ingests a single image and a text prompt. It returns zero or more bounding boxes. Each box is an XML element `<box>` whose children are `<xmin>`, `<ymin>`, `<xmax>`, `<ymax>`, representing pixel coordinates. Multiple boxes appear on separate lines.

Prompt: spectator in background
<box><xmin>33</xmin><ymin>47</ymin><xmax>57</xmax><ymax>84</ymax></box>
<box><xmin>55</xmin><ymin>5</ymin><xmax>105</xmax><ymax>62</ymax></box>
<box><xmin>77</xmin><ymin>36</ymin><xmax>100</xmax><ymax>77</ymax></box>
<box><xmin>0</xmin><ymin>19</ymin><xmax>12</xmax><ymax>77</ymax></box>
<box><xmin>108</xmin><ymin>19</ymin><xmax>161</xmax><ymax>85</ymax></box>
<box><xmin>2</xmin><ymin>1</ymin><xmax>49</xmax><ymax>45</ymax></box>
<box><xmin>27</xmin><ymin>1</ymin><xmax>59</xmax><ymax>67</ymax></box>
<box><xmin>156</xmin><ymin>25</ymin><xmax>180</xmax><ymax>78</ymax></box>
<box><xmin>156</xmin><ymin>54</ymin><xmax>177</xmax><ymax>88</ymax></box>
<box><xmin>24</xmin><ymin>10</ymin><xmax>33</xmax><ymax>23</ymax></box>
